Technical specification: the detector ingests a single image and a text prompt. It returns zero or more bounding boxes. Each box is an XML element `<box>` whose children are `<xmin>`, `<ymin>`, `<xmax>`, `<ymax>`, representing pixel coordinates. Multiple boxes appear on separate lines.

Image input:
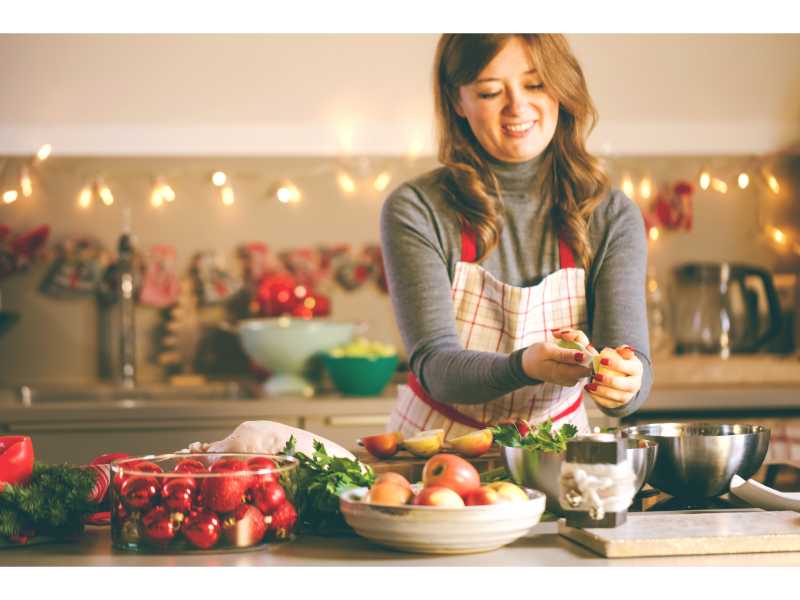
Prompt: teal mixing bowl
<box><xmin>323</xmin><ymin>354</ymin><xmax>400</xmax><ymax>396</ymax></box>
<box><xmin>237</xmin><ymin>317</ymin><xmax>357</xmax><ymax>395</ymax></box>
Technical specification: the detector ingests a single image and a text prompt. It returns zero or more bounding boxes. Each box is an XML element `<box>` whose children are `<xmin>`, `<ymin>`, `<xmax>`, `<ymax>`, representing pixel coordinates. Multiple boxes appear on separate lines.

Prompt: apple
<box><xmin>364</xmin><ymin>482</ymin><xmax>413</xmax><ymax>505</ymax></box>
<box><xmin>449</xmin><ymin>429</ymin><xmax>493</xmax><ymax>458</ymax></box>
<box><xmin>421</xmin><ymin>454</ymin><xmax>480</xmax><ymax>497</ymax></box>
<box><xmin>516</xmin><ymin>420</ymin><xmax>531</xmax><ymax>438</ymax></box>
<box><xmin>390</xmin><ymin>431</ymin><xmax>404</xmax><ymax>445</ymax></box>
<box><xmin>463</xmin><ymin>487</ymin><xmax>509</xmax><ymax>506</ymax></box>
<box><xmin>593</xmin><ymin>348</ymin><xmax>626</xmax><ymax>378</ymax></box>
<box><xmin>403</xmin><ymin>434</ymin><xmax>442</xmax><ymax>458</ymax></box>
<box><xmin>411</xmin><ymin>486</ymin><xmax>464</xmax><ymax>507</ymax></box>
<box><xmin>362</xmin><ymin>433</ymin><xmax>399</xmax><ymax>459</ymax></box>
<box><xmin>484</xmin><ymin>481</ymin><xmax>528</xmax><ymax>503</ymax></box>
<box><xmin>418</xmin><ymin>429</ymin><xmax>445</xmax><ymax>445</ymax></box>
<box><xmin>374</xmin><ymin>472</ymin><xmax>412</xmax><ymax>490</ymax></box>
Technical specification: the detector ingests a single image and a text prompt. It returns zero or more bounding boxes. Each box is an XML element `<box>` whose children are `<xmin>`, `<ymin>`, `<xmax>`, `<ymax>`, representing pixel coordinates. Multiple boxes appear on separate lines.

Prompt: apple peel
<box><xmin>555</xmin><ymin>338</ymin><xmax>594</xmax><ymax>370</ymax></box>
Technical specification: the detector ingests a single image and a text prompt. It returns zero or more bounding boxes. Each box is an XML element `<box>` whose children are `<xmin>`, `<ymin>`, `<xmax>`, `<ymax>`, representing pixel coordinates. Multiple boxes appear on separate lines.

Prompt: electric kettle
<box><xmin>673</xmin><ymin>263</ymin><xmax>782</xmax><ymax>355</ymax></box>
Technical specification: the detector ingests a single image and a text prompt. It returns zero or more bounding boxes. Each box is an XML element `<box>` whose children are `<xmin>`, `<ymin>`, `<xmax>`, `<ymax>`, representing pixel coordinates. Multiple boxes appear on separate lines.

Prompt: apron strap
<box><xmin>408</xmin><ymin>373</ymin><xmax>489</xmax><ymax>430</ymax></box>
<box><xmin>460</xmin><ymin>218</ymin><xmax>576</xmax><ymax>268</ymax></box>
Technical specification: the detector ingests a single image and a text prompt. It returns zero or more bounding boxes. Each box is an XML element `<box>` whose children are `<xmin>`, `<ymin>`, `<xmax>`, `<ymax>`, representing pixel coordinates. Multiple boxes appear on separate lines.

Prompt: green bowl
<box><xmin>323</xmin><ymin>354</ymin><xmax>400</xmax><ymax>397</ymax></box>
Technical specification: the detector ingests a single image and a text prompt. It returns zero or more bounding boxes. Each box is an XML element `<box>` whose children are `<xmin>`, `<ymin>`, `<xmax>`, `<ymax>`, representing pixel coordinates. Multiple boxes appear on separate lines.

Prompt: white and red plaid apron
<box><xmin>387</xmin><ymin>218</ymin><xmax>591</xmax><ymax>441</ymax></box>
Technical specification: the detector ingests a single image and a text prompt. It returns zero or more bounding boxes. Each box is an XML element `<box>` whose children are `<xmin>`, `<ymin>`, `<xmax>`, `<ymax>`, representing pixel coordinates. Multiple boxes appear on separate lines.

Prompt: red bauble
<box><xmin>222</xmin><ymin>504</ymin><xmax>266</xmax><ymax>548</ymax></box>
<box><xmin>162</xmin><ymin>478</ymin><xmax>198</xmax><ymax>513</ymax></box>
<box><xmin>174</xmin><ymin>460</ymin><xmax>206</xmax><ymax>474</ymax></box>
<box><xmin>201</xmin><ymin>469</ymin><xmax>250</xmax><ymax>513</ymax></box>
<box><xmin>140</xmin><ymin>506</ymin><xmax>178</xmax><ymax>548</ymax></box>
<box><xmin>183</xmin><ymin>509</ymin><xmax>222</xmax><ymax>549</ymax></box>
<box><xmin>112</xmin><ymin>459</ymin><xmax>143</xmax><ymax>492</ymax></box>
<box><xmin>256</xmin><ymin>274</ymin><xmax>299</xmax><ymax>316</ymax></box>
<box><xmin>247</xmin><ymin>457</ymin><xmax>279</xmax><ymax>484</ymax></box>
<box><xmin>134</xmin><ymin>461</ymin><xmax>164</xmax><ymax>475</ymax></box>
<box><xmin>265</xmin><ymin>500</ymin><xmax>297</xmax><ymax>541</ymax></box>
<box><xmin>119</xmin><ymin>476</ymin><xmax>161</xmax><ymax>513</ymax></box>
<box><xmin>251</xmin><ymin>481</ymin><xmax>286</xmax><ymax>515</ymax></box>
<box><xmin>210</xmin><ymin>459</ymin><xmax>249</xmax><ymax>473</ymax></box>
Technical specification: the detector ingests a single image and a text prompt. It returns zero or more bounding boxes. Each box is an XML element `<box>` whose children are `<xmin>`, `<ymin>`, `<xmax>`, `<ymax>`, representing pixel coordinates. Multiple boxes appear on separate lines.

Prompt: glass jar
<box><xmin>110</xmin><ymin>453</ymin><xmax>299</xmax><ymax>553</ymax></box>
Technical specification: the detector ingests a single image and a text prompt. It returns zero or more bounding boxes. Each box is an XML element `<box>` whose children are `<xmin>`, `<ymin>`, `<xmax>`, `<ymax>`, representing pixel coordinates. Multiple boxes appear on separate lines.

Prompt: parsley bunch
<box><xmin>280</xmin><ymin>436</ymin><xmax>375</xmax><ymax>537</ymax></box>
<box><xmin>488</xmin><ymin>417</ymin><xmax>578</xmax><ymax>453</ymax></box>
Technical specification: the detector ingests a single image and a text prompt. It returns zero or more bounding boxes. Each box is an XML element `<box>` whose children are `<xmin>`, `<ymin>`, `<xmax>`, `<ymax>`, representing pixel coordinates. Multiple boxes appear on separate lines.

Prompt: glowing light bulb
<box><xmin>294</xmin><ymin>285</ymin><xmax>307</xmax><ymax>298</ymax></box>
<box><xmin>408</xmin><ymin>139</ymin><xmax>423</xmax><ymax>159</ymax></box>
<box><xmin>738</xmin><ymin>173</ymin><xmax>749</xmax><ymax>188</ymax></box>
<box><xmin>622</xmin><ymin>179</ymin><xmax>634</xmax><ymax>197</ymax></box>
<box><xmin>640</xmin><ymin>179</ymin><xmax>651</xmax><ymax>199</ymax></box>
<box><xmin>712</xmin><ymin>178</ymin><xmax>727</xmax><ymax>193</ymax></box>
<box><xmin>649</xmin><ymin>227</ymin><xmax>659</xmax><ymax>241</ymax></box>
<box><xmin>37</xmin><ymin>144</ymin><xmax>52</xmax><ymax>160</ymax></box>
<box><xmin>212</xmin><ymin>172</ymin><xmax>227</xmax><ymax>186</ymax></box>
<box><xmin>160</xmin><ymin>185</ymin><xmax>175</xmax><ymax>202</ymax></box>
<box><xmin>3</xmin><ymin>190</ymin><xmax>18</xmax><ymax>204</ymax></box>
<box><xmin>304</xmin><ymin>297</ymin><xmax>316</xmax><ymax>309</ymax></box>
<box><xmin>648</xmin><ymin>280</ymin><xmax>658</xmax><ymax>293</ymax></box>
<box><xmin>277</xmin><ymin>187</ymin><xmax>291</xmax><ymax>203</ymax></box>
<box><xmin>78</xmin><ymin>186</ymin><xmax>91</xmax><ymax>207</ymax></box>
<box><xmin>97</xmin><ymin>180</ymin><xmax>113</xmax><ymax>205</ymax></box>
<box><xmin>151</xmin><ymin>188</ymin><xmax>164</xmax><ymax>207</ymax></box>
<box><xmin>700</xmin><ymin>172</ymin><xmax>710</xmax><ymax>190</ymax></box>
<box><xmin>221</xmin><ymin>187</ymin><xmax>234</xmax><ymax>205</ymax></box>
<box><xmin>768</xmin><ymin>176</ymin><xmax>780</xmax><ymax>193</ymax></box>
<box><xmin>337</xmin><ymin>172</ymin><xmax>355</xmax><ymax>193</ymax></box>
<box><xmin>374</xmin><ymin>172</ymin><xmax>391</xmax><ymax>191</ymax></box>
<box><xmin>773</xmin><ymin>229</ymin><xmax>785</xmax><ymax>243</ymax></box>
<box><xmin>20</xmin><ymin>168</ymin><xmax>32</xmax><ymax>197</ymax></box>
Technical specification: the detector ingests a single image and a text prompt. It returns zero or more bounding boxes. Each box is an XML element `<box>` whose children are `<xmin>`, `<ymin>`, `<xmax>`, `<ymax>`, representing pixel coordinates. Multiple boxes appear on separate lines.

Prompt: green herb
<box><xmin>1</xmin><ymin>461</ymin><xmax>98</xmax><ymax>545</ymax></box>
<box><xmin>488</xmin><ymin>417</ymin><xmax>578</xmax><ymax>453</ymax></box>
<box><xmin>280</xmin><ymin>435</ymin><xmax>375</xmax><ymax>537</ymax></box>
<box><xmin>479</xmin><ymin>466</ymin><xmax>509</xmax><ymax>484</ymax></box>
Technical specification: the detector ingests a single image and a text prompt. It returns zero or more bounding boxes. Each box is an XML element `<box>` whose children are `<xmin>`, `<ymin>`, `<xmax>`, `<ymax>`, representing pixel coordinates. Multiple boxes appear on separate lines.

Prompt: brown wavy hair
<box><xmin>434</xmin><ymin>34</ymin><xmax>610</xmax><ymax>270</ymax></box>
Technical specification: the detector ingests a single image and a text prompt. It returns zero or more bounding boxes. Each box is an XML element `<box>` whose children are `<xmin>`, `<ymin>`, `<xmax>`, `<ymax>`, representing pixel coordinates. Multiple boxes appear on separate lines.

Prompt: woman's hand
<box><xmin>521</xmin><ymin>327</ymin><xmax>595</xmax><ymax>387</ymax></box>
<box><xmin>584</xmin><ymin>345</ymin><xmax>643</xmax><ymax>409</ymax></box>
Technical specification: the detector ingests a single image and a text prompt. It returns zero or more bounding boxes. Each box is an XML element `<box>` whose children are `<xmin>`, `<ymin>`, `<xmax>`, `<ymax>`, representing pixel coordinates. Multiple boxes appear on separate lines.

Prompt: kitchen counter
<box><xmin>4</xmin><ymin>522</ymin><xmax>800</xmax><ymax>567</ymax></box>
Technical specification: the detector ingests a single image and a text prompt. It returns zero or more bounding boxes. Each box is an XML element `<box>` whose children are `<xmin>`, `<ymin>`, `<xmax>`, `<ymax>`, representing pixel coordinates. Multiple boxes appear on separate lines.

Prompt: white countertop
<box><xmin>3</xmin><ymin>522</ymin><xmax>800</xmax><ymax>567</ymax></box>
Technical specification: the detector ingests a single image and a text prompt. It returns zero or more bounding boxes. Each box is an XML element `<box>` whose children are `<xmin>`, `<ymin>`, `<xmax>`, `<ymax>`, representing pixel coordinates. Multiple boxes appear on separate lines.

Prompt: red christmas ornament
<box><xmin>247</xmin><ymin>457</ymin><xmax>279</xmax><ymax>485</ymax></box>
<box><xmin>201</xmin><ymin>469</ymin><xmax>250</xmax><ymax>513</ymax></box>
<box><xmin>174</xmin><ymin>460</ymin><xmax>206</xmax><ymax>475</ymax></box>
<box><xmin>134</xmin><ymin>461</ymin><xmax>164</xmax><ymax>475</ymax></box>
<box><xmin>256</xmin><ymin>273</ymin><xmax>300</xmax><ymax>316</ymax></box>
<box><xmin>162</xmin><ymin>478</ymin><xmax>198</xmax><ymax>513</ymax></box>
<box><xmin>250</xmin><ymin>481</ymin><xmax>286</xmax><ymax>515</ymax></box>
<box><xmin>264</xmin><ymin>500</ymin><xmax>297</xmax><ymax>541</ymax></box>
<box><xmin>183</xmin><ymin>508</ymin><xmax>222</xmax><ymax>549</ymax></box>
<box><xmin>0</xmin><ymin>436</ymin><xmax>34</xmax><ymax>489</ymax></box>
<box><xmin>112</xmin><ymin>460</ymin><xmax>142</xmax><ymax>493</ymax></box>
<box><xmin>222</xmin><ymin>504</ymin><xmax>267</xmax><ymax>548</ymax></box>
<box><xmin>119</xmin><ymin>476</ymin><xmax>161</xmax><ymax>513</ymax></box>
<box><xmin>210</xmin><ymin>459</ymin><xmax>249</xmax><ymax>473</ymax></box>
<box><xmin>140</xmin><ymin>506</ymin><xmax>179</xmax><ymax>548</ymax></box>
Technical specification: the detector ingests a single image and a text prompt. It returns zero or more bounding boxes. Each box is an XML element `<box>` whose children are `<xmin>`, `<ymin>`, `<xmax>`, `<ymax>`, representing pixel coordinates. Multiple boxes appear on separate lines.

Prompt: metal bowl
<box><xmin>500</xmin><ymin>439</ymin><xmax>658</xmax><ymax>515</ymax></box>
<box><xmin>619</xmin><ymin>423</ymin><xmax>770</xmax><ymax>498</ymax></box>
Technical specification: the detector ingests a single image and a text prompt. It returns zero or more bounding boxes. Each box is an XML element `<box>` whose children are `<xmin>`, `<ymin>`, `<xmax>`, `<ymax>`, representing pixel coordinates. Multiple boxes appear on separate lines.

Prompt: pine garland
<box><xmin>0</xmin><ymin>461</ymin><xmax>98</xmax><ymax>544</ymax></box>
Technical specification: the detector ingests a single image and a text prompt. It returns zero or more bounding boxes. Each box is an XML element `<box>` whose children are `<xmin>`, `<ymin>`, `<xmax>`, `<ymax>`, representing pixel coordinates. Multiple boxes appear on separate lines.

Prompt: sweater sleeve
<box><xmin>380</xmin><ymin>183</ymin><xmax>541</xmax><ymax>405</ymax></box>
<box><xmin>585</xmin><ymin>189</ymin><xmax>654</xmax><ymax>418</ymax></box>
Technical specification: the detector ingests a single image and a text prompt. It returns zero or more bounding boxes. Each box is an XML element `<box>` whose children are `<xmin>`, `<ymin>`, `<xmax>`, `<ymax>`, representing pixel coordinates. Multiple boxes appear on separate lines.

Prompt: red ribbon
<box><xmin>0</xmin><ymin>436</ymin><xmax>34</xmax><ymax>489</ymax></box>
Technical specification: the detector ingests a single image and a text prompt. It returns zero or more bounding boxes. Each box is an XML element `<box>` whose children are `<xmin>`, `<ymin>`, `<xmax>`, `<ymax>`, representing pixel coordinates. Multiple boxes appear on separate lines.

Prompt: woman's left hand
<box><xmin>584</xmin><ymin>345</ymin><xmax>643</xmax><ymax>409</ymax></box>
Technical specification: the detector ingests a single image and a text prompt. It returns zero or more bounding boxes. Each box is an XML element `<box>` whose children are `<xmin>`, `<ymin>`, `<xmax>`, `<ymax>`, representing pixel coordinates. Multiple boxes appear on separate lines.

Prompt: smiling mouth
<box><xmin>502</xmin><ymin>121</ymin><xmax>535</xmax><ymax>133</ymax></box>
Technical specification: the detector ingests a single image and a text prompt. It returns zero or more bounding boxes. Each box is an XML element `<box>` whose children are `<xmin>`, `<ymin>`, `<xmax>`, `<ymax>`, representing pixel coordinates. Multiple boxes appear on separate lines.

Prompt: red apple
<box><xmin>364</xmin><ymin>482</ymin><xmax>413</xmax><ymax>505</ymax></box>
<box><xmin>421</xmin><ymin>454</ymin><xmax>480</xmax><ymax>497</ymax></box>
<box><xmin>463</xmin><ymin>487</ymin><xmax>509</xmax><ymax>506</ymax></box>
<box><xmin>374</xmin><ymin>472</ymin><xmax>412</xmax><ymax>490</ymax></box>
<box><xmin>411</xmin><ymin>486</ymin><xmax>464</xmax><ymax>507</ymax></box>
<box><xmin>362</xmin><ymin>433</ymin><xmax>399</xmax><ymax>459</ymax></box>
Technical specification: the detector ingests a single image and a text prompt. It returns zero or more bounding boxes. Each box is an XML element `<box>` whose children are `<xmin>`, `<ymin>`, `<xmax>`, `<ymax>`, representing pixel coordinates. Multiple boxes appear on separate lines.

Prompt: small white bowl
<box><xmin>339</xmin><ymin>484</ymin><xmax>546</xmax><ymax>555</ymax></box>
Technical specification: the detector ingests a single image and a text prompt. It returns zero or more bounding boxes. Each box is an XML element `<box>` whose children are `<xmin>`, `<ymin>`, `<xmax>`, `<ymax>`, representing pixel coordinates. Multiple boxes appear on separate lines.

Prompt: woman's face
<box><xmin>454</xmin><ymin>37</ymin><xmax>559</xmax><ymax>163</ymax></box>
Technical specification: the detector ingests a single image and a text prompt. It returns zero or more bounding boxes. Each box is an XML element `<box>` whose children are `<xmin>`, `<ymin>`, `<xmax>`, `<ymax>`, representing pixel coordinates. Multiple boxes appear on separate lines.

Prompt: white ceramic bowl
<box><xmin>339</xmin><ymin>484</ymin><xmax>546</xmax><ymax>555</ymax></box>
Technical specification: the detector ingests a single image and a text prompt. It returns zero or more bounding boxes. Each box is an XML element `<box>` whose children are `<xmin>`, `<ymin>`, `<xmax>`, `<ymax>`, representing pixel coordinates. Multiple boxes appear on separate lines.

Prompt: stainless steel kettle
<box><xmin>673</xmin><ymin>263</ymin><xmax>782</xmax><ymax>356</ymax></box>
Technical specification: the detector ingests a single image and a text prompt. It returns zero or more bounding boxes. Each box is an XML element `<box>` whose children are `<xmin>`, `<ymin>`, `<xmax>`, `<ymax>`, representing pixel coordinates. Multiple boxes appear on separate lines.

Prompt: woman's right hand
<box><xmin>521</xmin><ymin>328</ymin><xmax>595</xmax><ymax>387</ymax></box>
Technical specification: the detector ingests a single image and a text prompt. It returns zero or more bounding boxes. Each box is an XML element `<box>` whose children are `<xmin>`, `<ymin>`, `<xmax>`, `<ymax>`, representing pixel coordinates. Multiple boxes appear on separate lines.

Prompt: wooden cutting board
<box><xmin>353</xmin><ymin>447</ymin><xmax>504</xmax><ymax>483</ymax></box>
<box><xmin>558</xmin><ymin>511</ymin><xmax>800</xmax><ymax>557</ymax></box>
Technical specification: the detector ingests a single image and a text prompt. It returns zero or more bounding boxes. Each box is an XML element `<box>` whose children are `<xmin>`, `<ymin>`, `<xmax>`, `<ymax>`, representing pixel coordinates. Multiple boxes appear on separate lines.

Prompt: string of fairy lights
<box><xmin>0</xmin><ymin>137</ymin><xmax>427</xmax><ymax>212</ymax></box>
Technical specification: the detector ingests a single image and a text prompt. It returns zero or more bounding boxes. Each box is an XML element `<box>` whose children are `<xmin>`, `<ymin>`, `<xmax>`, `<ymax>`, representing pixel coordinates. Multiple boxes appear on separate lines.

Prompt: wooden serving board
<box><xmin>558</xmin><ymin>511</ymin><xmax>800</xmax><ymax>558</ymax></box>
<box><xmin>353</xmin><ymin>447</ymin><xmax>504</xmax><ymax>483</ymax></box>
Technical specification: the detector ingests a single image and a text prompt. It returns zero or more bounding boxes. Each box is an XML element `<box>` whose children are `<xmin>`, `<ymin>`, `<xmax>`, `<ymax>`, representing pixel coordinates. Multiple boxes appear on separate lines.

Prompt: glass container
<box><xmin>111</xmin><ymin>453</ymin><xmax>298</xmax><ymax>554</ymax></box>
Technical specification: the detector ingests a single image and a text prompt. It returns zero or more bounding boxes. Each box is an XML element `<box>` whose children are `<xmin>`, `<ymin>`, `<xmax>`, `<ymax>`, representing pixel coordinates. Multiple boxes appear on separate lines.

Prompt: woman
<box><xmin>382</xmin><ymin>34</ymin><xmax>652</xmax><ymax>440</ymax></box>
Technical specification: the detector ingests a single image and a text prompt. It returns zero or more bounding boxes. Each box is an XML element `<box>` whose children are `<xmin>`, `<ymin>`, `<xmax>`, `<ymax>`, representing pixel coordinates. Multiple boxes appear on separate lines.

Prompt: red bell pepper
<box><xmin>0</xmin><ymin>436</ymin><xmax>34</xmax><ymax>488</ymax></box>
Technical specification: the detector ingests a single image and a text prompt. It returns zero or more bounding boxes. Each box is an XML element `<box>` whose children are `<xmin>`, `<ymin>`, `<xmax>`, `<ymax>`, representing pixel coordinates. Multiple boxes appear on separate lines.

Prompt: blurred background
<box><xmin>1</xmin><ymin>34</ymin><xmax>800</xmax><ymax>464</ymax></box>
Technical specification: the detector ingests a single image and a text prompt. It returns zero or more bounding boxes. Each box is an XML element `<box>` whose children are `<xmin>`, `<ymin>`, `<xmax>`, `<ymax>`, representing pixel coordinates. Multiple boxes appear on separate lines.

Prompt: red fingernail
<box><xmin>601</xmin><ymin>358</ymin><xmax>611</xmax><ymax>366</ymax></box>
<box><xmin>574</xmin><ymin>352</ymin><xmax>584</xmax><ymax>362</ymax></box>
<box><xmin>587</xmin><ymin>344</ymin><xmax>596</xmax><ymax>350</ymax></box>
<box><xmin>551</xmin><ymin>328</ymin><xmax>561</xmax><ymax>333</ymax></box>
<box><xmin>624</xmin><ymin>346</ymin><xmax>634</xmax><ymax>352</ymax></box>
<box><xmin>585</xmin><ymin>383</ymin><xmax>598</xmax><ymax>391</ymax></box>
<box><xmin>594</xmin><ymin>373</ymin><xmax>605</xmax><ymax>382</ymax></box>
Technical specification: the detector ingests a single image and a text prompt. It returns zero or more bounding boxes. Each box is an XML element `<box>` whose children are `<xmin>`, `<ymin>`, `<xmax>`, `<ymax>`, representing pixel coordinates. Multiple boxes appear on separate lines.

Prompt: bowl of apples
<box><xmin>339</xmin><ymin>454</ymin><xmax>546</xmax><ymax>554</ymax></box>
<box><xmin>323</xmin><ymin>338</ymin><xmax>400</xmax><ymax>397</ymax></box>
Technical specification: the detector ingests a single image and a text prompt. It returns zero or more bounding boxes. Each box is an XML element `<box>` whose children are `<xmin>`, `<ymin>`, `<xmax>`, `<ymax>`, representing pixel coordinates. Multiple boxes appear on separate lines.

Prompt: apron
<box><xmin>387</xmin><ymin>217</ymin><xmax>591</xmax><ymax>441</ymax></box>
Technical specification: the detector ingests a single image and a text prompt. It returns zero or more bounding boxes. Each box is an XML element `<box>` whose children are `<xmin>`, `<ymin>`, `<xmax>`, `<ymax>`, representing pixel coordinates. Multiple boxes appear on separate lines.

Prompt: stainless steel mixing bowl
<box><xmin>500</xmin><ymin>439</ymin><xmax>658</xmax><ymax>515</ymax></box>
<box><xmin>619</xmin><ymin>423</ymin><xmax>770</xmax><ymax>498</ymax></box>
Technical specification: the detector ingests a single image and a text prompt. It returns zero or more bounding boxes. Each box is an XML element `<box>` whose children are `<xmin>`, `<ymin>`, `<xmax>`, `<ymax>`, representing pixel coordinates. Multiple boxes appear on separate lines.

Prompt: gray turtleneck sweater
<box><xmin>380</xmin><ymin>153</ymin><xmax>653</xmax><ymax>418</ymax></box>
